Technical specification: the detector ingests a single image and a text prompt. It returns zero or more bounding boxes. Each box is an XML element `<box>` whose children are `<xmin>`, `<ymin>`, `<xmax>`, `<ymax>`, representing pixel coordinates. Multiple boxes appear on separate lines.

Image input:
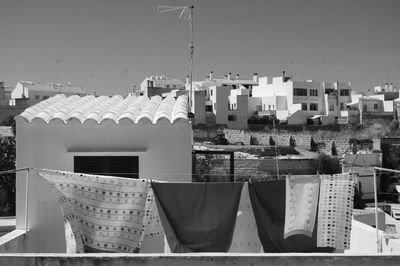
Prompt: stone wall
<box><xmin>207</xmin><ymin>158</ymin><xmax>319</xmax><ymax>181</ymax></box>
<box><xmin>223</xmin><ymin>129</ymin><xmax>353</xmax><ymax>155</ymax></box>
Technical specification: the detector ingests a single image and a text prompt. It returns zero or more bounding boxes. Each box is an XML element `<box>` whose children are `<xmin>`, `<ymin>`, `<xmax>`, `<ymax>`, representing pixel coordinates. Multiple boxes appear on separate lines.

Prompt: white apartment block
<box><xmin>11</xmin><ymin>81</ymin><xmax>87</xmax><ymax>106</ymax></box>
<box><xmin>252</xmin><ymin>74</ymin><xmax>352</xmax><ymax>125</ymax></box>
<box><xmin>190</xmin><ymin>72</ymin><xmax>258</xmax><ymax>129</ymax></box>
<box><xmin>140</xmin><ymin>75</ymin><xmax>185</xmax><ymax>97</ymax></box>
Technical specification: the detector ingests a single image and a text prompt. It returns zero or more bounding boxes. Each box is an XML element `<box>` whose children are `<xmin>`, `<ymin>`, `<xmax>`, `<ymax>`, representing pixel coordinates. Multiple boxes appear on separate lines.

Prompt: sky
<box><xmin>0</xmin><ymin>0</ymin><xmax>399</xmax><ymax>95</ymax></box>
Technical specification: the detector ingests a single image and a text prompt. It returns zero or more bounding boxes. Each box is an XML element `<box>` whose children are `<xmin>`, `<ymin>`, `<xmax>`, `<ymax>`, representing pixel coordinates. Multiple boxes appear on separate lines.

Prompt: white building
<box><xmin>15</xmin><ymin>93</ymin><xmax>192</xmax><ymax>252</ymax></box>
<box><xmin>252</xmin><ymin>74</ymin><xmax>352</xmax><ymax>125</ymax></box>
<box><xmin>140</xmin><ymin>75</ymin><xmax>185</xmax><ymax>97</ymax></box>
<box><xmin>11</xmin><ymin>81</ymin><xmax>87</xmax><ymax>106</ymax></box>
<box><xmin>190</xmin><ymin>72</ymin><xmax>259</xmax><ymax>129</ymax></box>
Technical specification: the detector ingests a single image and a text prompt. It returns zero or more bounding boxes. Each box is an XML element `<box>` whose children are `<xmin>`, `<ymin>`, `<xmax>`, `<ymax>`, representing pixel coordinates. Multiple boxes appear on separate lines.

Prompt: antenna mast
<box><xmin>157</xmin><ymin>5</ymin><xmax>194</xmax><ymax>111</ymax></box>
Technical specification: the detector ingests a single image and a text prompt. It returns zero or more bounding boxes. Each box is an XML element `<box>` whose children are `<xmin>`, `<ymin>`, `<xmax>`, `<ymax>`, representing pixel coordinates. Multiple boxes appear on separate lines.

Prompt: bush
<box><xmin>269</xmin><ymin>136</ymin><xmax>275</xmax><ymax>146</ymax></box>
<box><xmin>317</xmin><ymin>154</ymin><xmax>341</xmax><ymax>175</ymax></box>
<box><xmin>331</xmin><ymin>141</ymin><xmax>338</xmax><ymax>156</ymax></box>
<box><xmin>250</xmin><ymin>135</ymin><xmax>259</xmax><ymax>145</ymax></box>
<box><xmin>310</xmin><ymin>137</ymin><xmax>318</xmax><ymax>152</ymax></box>
<box><xmin>289</xmin><ymin>136</ymin><xmax>296</xmax><ymax>147</ymax></box>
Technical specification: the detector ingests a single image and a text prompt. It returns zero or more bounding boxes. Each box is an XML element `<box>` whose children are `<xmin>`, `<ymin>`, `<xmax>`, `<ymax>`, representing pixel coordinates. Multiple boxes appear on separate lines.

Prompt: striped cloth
<box><xmin>38</xmin><ymin>170</ymin><xmax>151</xmax><ymax>253</ymax></box>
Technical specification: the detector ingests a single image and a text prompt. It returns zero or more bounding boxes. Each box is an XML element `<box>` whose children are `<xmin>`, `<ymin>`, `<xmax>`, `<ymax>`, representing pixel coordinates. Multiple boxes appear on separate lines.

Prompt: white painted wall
<box><xmin>15</xmin><ymin>121</ymin><xmax>192</xmax><ymax>252</ymax></box>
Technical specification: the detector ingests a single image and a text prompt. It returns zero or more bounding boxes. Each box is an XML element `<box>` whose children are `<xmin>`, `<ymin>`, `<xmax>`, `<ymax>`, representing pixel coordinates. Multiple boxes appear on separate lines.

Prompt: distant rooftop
<box><xmin>16</xmin><ymin>94</ymin><xmax>188</xmax><ymax>125</ymax></box>
<box><xmin>19</xmin><ymin>82</ymin><xmax>84</xmax><ymax>94</ymax></box>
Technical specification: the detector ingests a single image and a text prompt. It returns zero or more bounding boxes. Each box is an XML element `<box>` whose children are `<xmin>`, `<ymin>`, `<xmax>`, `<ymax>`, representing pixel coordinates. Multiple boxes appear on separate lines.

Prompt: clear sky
<box><xmin>0</xmin><ymin>0</ymin><xmax>399</xmax><ymax>95</ymax></box>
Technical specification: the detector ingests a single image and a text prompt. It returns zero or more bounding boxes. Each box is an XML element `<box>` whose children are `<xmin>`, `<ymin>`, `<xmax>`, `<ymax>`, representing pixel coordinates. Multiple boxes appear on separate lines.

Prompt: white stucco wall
<box><xmin>15</xmin><ymin>121</ymin><xmax>192</xmax><ymax>252</ymax></box>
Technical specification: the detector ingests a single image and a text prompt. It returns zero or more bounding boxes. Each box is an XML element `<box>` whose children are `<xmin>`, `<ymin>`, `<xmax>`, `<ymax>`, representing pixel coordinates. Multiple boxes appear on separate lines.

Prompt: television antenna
<box><xmin>157</xmin><ymin>5</ymin><xmax>194</xmax><ymax>111</ymax></box>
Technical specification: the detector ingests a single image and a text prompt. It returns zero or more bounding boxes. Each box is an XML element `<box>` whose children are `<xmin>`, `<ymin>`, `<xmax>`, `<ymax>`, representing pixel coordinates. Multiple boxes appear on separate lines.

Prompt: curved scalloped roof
<box><xmin>16</xmin><ymin>94</ymin><xmax>189</xmax><ymax>125</ymax></box>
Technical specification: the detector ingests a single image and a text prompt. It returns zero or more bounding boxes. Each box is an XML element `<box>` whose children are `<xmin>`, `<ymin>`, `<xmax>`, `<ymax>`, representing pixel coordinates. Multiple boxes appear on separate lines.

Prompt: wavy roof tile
<box><xmin>16</xmin><ymin>94</ymin><xmax>189</xmax><ymax>125</ymax></box>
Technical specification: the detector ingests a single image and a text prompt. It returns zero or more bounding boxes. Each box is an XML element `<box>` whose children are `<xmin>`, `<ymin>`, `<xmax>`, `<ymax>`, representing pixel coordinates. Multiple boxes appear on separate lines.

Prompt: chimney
<box><xmin>253</xmin><ymin>73</ymin><xmax>258</xmax><ymax>83</ymax></box>
<box><xmin>385</xmin><ymin>83</ymin><xmax>388</xmax><ymax>92</ymax></box>
<box><xmin>282</xmin><ymin>70</ymin><xmax>286</xmax><ymax>77</ymax></box>
<box><xmin>209</xmin><ymin>71</ymin><xmax>214</xmax><ymax>80</ymax></box>
<box><xmin>186</xmin><ymin>75</ymin><xmax>189</xmax><ymax>85</ymax></box>
<box><xmin>390</xmin><ymin>83</ymin><xmax>393</xmax><ymax>92</ymax></box>
<box><xmin>227</xmin><ymin>73</ymin><xmax>232</xmax><ymax>80</ymax></box>
<box><xmin>236</xmin><ymin>74</ymin><xmax>239</xmax><ymax>80</ymax></box>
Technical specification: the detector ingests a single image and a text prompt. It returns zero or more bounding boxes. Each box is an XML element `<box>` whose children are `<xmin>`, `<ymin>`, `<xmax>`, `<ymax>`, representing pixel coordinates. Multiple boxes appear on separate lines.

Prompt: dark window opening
<box><xmin>74</xmin><ymin>156</ymin><xmax>139</xmax><ymax>179</ymax></box>
<box><xmin>205</xmin><ymin>105</ymin><xmax>212</xmax><ymax>112</ymax></box>
<box><xmin>293</xmin><ymin>88</ymin><xmax>307</xmax><ymax>96</ymax></box>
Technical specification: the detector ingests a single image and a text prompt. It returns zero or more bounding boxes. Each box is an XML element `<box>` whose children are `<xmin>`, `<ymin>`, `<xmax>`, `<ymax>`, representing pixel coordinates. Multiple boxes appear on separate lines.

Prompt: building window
<box><xmin>205</xmin><ymin>105</ymin><xmax>212</xmax><ymax>112</ymax></box>
<box><xmin>74</xmin><ymin>156</ymin><xmax>139</xmax><ymax>179</ymax></box>
<box><xmin>228</xmin><ymin>115</ymin><xmax>236</xmax><ymax>121</ymax></box>
<box><xmin>329</xmin><ymin>104</ymin><xmax>334</xmax><ymax>111</ymax></box>
<box><xmin>363</xmin><ymin>105</ymin><xmax>367</xmax><ymax>112</ymax></box>
<box><xmin>340</xmin><ymin>103</ymin><xmax>345</xmax><ymax>110</ymax></box>
<box><xmin>293</xmin><ymin>88</ymin><xmax>307</xmax><ymax>96</ymax></box>
<box><xmin>233</xmin><ymin>103</ymin><xmax>236</xmax><ymax>109</ymax></box>
<box><xmin>35</xmin><ymin>95</ymin><xmax>40</xmax><ymax>100</ymax></box>
<box><xmin>210</xmin><ymin>90</ymin><xmax>213</xmax><ymax>96</ymax></box>
<box><xmin>340</xmin><ymin>89</ymin><xmax>349</xmax><ymax>96</ymax></box>
<box><xmin>325</xmin><ymin>88</ymin><xmax>335</xmax><ymax>95</ymax></box>
<box><xmin>374</xmin><ymin>104</ymin><xmax>378</xmax><ymax>110</ymax></box>
<box><xmin>301</xmin><ymin>103</ymin><xmax>307</xmax><ymax>111</ymax></box>
<box><xmin>43</xmin><ymin>95</ymin><xmax>49</xmax><ymax>100</ymax></box>
<box><xmin>310</xmin><ymin>103</ymin><xmax>318</xmax><ymax>111</ymax></box>
<box><xmin>310</xmin><ymin>89</ymin><xmax>318</xmax><ymax>96</ymax></box>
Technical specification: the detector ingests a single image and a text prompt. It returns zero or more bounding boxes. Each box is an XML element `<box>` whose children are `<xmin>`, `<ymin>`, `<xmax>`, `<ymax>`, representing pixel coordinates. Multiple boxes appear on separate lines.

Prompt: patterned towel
<box><xmin>317</xmin><ymin>173</ymin><xmax>356</xmax><ymax>250</ymax></box>
<box><xmin>38</xmin><ymin>170</ymin><xmax>151</xmax><ymax>253</ymax></box>
<box><xmin>284</xmin><ymin>175</ymin><xmax>320</xmax><ymax>239</ymax></box>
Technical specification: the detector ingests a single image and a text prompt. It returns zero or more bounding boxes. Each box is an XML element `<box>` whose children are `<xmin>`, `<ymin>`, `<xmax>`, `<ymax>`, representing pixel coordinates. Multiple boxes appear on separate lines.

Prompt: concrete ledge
<box><xmin>0</xmin><ymin>230</ymin><xmax>26</xmax><ymax>253</ymax></box>
<box><xmin>0</xmin><ymin>253</ymin><xmax>400</xmax><ymax>266</ymax></box>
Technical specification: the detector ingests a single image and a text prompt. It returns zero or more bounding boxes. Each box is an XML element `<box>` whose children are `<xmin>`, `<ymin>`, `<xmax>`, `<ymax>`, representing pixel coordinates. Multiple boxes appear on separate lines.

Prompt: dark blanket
<box><xmin>152</xmin><ymin>182</ymin><xmax>243</xmax><ymax>252</ymax></box>
<box><xmin>248</xmin><ymin>180</ymin><xmax>334</xmax><ymax>253</ymax></box>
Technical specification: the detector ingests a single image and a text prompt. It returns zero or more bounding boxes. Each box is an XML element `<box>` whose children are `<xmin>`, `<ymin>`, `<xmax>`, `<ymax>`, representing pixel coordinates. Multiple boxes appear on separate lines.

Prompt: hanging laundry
<box><xmin>249</xmin><ymin>180</ymin><xmax>333</xmax><ymax>253</ymax></box>
<box><xmin>317</xmin><ymin>173</ymin><xmax>356</xmax><ymax>250</ymax></box>
<box><xmin>139</xmin><ymin>187</ymin><xmax>166</xmax><ymax>253</ymax></box>
<box><xmin>284</xmin><ymin>175</ymin><xmax>320</xmax><ymax>239</ymax></box>
<box><xmin>37</xmin><ymin>170</ymin><xmax>151</xmax><ymax>253</ymax></box>
<box><xmin>152</xmin><ymin>182</ymin><xmax>243</xmax><ymax>252</ymax></box>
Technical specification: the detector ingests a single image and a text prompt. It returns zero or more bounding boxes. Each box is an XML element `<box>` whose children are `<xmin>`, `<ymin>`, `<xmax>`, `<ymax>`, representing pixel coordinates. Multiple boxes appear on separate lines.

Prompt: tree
<box><xmin>194</xmin><ymin>154</ymin><xmax>225</xmax><ymax>182</ymax></box>
<box><xmin>310</xmin><ymin>137</ymin><xmax>318</xmax><ymax>152</ymax></box>
<box><xmin>250</xmin><ymin>135</ymin><xmax>259</xmax><ymax>145</ymax></box>
<box><xmin>0</xmin><ymin>136</ymin><xmax>16</xmax><ymax>216</ymax></box>
<box><xmin>269</xmin><ymin>136</ymin><xmax>275</xmax><ymax>146</ymax></box>
<box><xmin>331</xmin><ymin>141</ymin><xmax>338</xmax><ymax>156</ymax></box>
<box><xmin>317</xmin><ymin>154</ymin><xmax>341</xmax><ymax>175</ymax></box>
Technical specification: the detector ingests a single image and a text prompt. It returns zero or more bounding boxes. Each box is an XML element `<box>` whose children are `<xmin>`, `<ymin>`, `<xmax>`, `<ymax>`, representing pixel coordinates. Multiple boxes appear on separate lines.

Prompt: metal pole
<box><xmin>24</xmin><ymin>169</ymin><xmax>30</xmax><ymax>232</ymax></box>
<box><xmin>189</xmin><ymin>5</ymin><xmax>194</xmax><ymax>112</ymax></box>
<box><xmin>373</xmin><ymin>168</ymin><xmax>380</xmax><ymax>253</ymax></box>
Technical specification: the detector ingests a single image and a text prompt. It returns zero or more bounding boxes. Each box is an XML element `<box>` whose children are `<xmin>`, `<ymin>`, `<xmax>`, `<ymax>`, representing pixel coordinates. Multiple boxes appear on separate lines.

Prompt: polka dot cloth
<box><xmin>317</xmin><ymin>173</ymin><xmax>356</xmax><ymax>250</ymax></box>
<box><xmin>284</xmin><ymin>175</ymin><xmax>320</xmax><ymax>239</ymax></box>
<box><xmin>38</xmin><ymin>170</ymin><xmax>151</xmax><ymax>253</ymax></box>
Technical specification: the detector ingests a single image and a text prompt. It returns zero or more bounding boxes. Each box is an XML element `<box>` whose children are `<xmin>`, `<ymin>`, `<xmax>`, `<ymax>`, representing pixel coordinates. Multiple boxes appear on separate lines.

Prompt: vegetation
<box><xmin>0</xmin><ymin>115</ymin><xmax>16</xmax><ymax>216</ymax></box>
<box><xmin>317</xmin><ymin>154</ymin><xmax>341</xmax><ymax>175</ymax></box>
<box><xmin>249</xmin><ymin>135</ymin><xmax>259</xmax><ymax>145</ymax></box>
<box><xmin>193</xmin><ymin>154</ymin><xmax>226</xmax><ymax>182</ymax></box>
<box><xmin>331</xmin><ymin>141</ymin><xmax>338</xmax><ymax>156</ymax></box>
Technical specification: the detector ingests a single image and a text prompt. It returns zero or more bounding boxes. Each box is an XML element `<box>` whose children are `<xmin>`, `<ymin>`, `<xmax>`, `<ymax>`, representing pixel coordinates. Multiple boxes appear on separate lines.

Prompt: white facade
<box><xmin>140</xmin><ymin>75</ymin><xmax>185</xmax><ymax>97</ymax></box>
<box><xmin>15</xmin><ymin>94</ymin><xmax>192</xmax><ymax>252</ymax></box>
<box><xmin>252</xmin><ymin>75</ymin><xmax>352</xmax><ymax>124</ymax></box>
<box><xmin>11</xmin><ymin>82</ymin><xmax>87</xmax><ymax>106</ymax></box>
<box><xmin>190</xmin><ymin>72</ymin><xmax>258</xmax><ymax>129</ymax></box>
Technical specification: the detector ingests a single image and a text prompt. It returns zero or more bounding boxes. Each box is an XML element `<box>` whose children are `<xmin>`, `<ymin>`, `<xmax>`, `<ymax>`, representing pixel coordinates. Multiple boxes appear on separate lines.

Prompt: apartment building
<box><xmin>11</xmin><ymin>81</ymin><xmax>87</xmax><ymax>106</ymax></box>
<box><xmin>190</xmin><ymin>72</ymin><xmax>258</xmax><ymax>129</ymax></box>
<box><xmin>140</xmin><ymin>75</ymin><xmax>185</xmax><ymax>97</ymax></box>
<box><xmin>252</xmin><ymin>74</ymin><xmax>352</xmax><ymax>125</ymax></box>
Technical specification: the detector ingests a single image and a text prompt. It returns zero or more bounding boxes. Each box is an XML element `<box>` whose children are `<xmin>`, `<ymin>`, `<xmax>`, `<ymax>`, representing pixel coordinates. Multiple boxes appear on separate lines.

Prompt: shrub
<box><xmin>310</xmin><ymin>137</ymin><xmax>318</xmax><ymax>152</ymax></box>
<box><xmin>317</xmin><ymin>154</ymin><xmax>341</xmax><ymax>175</ymax></box>
<box><xmin>269</xmin><ymin>136</ymin><xmax>275</xmax><ymax>146</ymax></box>
<box><xmin>250</xmin><ymin>135</ymin><xmax>259</xmax><ymax>145</ymax></box>
<box><xmin>289</xmin><ymin>136</ymin><xmax>296</xmax><ymax>147</ymax></box>
<box><xmin>331</xmin><ymin>141</ymin><xmax>338</xmax><ymax>156</ymax></box>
